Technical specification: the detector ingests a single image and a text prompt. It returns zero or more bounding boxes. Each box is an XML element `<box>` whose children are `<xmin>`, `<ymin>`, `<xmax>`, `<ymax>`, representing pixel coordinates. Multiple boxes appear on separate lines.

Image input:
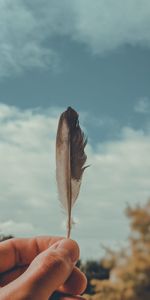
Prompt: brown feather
<box><xmin>56</xmin><ymin>107</ymin><xmax>87</xmax><ymax>237</ymax></box>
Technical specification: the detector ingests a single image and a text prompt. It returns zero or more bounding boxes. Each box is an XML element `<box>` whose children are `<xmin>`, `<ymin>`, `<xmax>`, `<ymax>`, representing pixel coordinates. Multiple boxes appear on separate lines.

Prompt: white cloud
<box><xmin>134</xmin><ymin>97</ymin><xmax>150</xmax><ymax>113</ymax></box>
<box><xmin>0</xmin><ymin>0</ymin><xmax>59</xmax><ymax>77</ymax></box>
<box><xmin>0</xmin><ymin>220</ymin><xmax>34</xmax><ymax>235</ymax></box>
<box><xmin>71</xmin><ymin>0</ymin><xmax>150</xmax><ymax>54</ymax></box>
<box><xmin>1</xmin><ymin>0</ymin><xmax>150</xmax><ymax>77</ymax></box>
<box><xmin>0</xmin><ymin>103</ymin><xmax>150</xmax><ymax>259</ymax></box>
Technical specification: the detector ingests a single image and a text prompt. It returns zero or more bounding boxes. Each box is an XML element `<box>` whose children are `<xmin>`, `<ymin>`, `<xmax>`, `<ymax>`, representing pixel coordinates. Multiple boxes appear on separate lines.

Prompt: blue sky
<box><xmin>0</xmin><ymin>0</ymin><xmax>150</xmax><ymax>259</ymax></box>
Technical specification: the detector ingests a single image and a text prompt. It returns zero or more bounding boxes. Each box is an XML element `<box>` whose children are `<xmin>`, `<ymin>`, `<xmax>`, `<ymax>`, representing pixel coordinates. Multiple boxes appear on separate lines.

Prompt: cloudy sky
<box><xmin>0</xmin><ymin>0</ymin><xmax>150</xmax><ymax>260</ymax></box>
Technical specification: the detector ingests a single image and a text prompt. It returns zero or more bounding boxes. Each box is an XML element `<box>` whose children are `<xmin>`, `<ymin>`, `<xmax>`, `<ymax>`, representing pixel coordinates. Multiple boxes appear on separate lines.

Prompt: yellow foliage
<box><xmin>84</xmin><ymin>200</ymin><xmax>150</xmax><ymax>300</ymax></box>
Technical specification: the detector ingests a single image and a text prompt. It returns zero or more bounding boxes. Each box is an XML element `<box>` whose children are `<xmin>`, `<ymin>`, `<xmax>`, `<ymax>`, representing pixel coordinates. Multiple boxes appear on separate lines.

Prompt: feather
<box><xmin>56</xmin><ymin>107</ymin><xmax>87</xmax><ymax>238</ymax></box>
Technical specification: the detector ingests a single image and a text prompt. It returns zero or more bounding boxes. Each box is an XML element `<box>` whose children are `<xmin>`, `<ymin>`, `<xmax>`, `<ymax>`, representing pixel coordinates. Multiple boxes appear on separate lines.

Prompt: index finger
<box><xmin>0</xmin><ymin>236</ymin><xmax>63</xmax><ymax>273</ymax></box>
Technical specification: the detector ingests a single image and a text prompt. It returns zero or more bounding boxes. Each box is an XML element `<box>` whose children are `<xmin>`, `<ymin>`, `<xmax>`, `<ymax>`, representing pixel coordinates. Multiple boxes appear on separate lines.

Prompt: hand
<box><xmin>0</xmin><ymin>237</ymin><xmax>87</xmax><ymax>300</ymax></box>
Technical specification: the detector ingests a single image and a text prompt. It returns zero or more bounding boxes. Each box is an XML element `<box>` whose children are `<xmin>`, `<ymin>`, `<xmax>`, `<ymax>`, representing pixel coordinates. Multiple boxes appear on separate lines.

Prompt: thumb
<box><xmin>22</xmin><ymin>239</ymin><xmax>79</xmax><ymax>299</ymax></box>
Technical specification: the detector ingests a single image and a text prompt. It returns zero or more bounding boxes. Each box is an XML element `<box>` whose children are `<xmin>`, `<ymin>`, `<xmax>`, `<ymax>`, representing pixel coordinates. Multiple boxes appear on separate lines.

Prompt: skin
<box><xmin>0</xmin><ymin>237</ymin><xmax>87</xmax><ymax>300</ymax></box>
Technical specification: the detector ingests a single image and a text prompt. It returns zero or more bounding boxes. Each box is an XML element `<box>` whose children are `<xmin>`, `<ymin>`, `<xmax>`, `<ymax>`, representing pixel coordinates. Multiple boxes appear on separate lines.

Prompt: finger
<box><xmin>0</xmin><ymin>266</ymin><xmax>87</xmax><ymax>295</ymax></box>
<box><xmin>0</xmin><ymin>236</ymin><xmax>63</xmax><ymax>273</ymax></box>
<box><xmin>0</xmin><ymin>239</ymin><xmax>80</xmax><ymax>300</ymax></box>
<box><xmin>0</xmin><ymin>266</ymin><xmax>28</xmax><ymax>287</ymax></box>
<box><xmin>59</xmin><ymin>267</ymin><xmax>87</xmax><ymax>295</ymax></box>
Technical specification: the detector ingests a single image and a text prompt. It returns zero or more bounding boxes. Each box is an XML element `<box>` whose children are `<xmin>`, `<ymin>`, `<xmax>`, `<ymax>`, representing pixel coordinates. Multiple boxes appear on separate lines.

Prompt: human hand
<box><xmin>0</xmin><ymin>237</ymin><xmax>87</xmax><ymax>300</ymax></box>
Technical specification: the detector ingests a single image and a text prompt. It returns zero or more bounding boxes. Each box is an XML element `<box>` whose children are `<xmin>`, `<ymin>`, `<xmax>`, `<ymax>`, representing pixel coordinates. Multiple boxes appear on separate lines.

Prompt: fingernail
<box><xmin>51</xmin><ymin>239</ymin><xmax>79</xmax><ymax>263</ymax></box>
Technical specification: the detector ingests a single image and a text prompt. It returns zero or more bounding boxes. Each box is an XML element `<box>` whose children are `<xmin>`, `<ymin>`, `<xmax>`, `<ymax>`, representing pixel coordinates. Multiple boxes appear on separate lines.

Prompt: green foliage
<box><xmin>79</xmin><ymin>260</ymin><xmax>110</xmax><ymax>294</ymax></box>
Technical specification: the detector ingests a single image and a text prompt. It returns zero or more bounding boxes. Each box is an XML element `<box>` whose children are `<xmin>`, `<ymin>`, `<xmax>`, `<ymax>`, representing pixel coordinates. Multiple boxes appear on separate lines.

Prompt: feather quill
<box><xmin>56</xmin><ymin>107</ymin><xmax>87</xmax><ymax>238</ymax></box>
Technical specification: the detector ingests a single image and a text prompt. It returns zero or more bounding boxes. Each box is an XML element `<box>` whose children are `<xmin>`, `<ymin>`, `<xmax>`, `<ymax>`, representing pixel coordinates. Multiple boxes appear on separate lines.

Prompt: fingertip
<box><xmin>50</xmin><ymin>239</ymin><xmax>80</xmax><ymax>264</ymax></box>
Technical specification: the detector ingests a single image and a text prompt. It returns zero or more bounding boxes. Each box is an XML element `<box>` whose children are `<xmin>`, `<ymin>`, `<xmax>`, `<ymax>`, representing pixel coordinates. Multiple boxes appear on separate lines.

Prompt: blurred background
<box><xmin>0</xmin><ymin>1</ymin><xmax>150</xmax><ymax>298</ymax></box>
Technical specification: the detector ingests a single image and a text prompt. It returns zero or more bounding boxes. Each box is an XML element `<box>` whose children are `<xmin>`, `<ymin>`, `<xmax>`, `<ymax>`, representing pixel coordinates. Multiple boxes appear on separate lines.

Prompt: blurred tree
<box><xmin>84</xmin><ymin>200</ymin><xmax>150</xmax><ymax>300</ymax></box>
<box><xmin>0</xmin><ymin>234</ymin><xmax>13</xmax><ymax>242</ymax></box>
<box><xmin>80</xmin><ymin>260</ymin><xmax>110</xmax><ymax>294</ymax></box>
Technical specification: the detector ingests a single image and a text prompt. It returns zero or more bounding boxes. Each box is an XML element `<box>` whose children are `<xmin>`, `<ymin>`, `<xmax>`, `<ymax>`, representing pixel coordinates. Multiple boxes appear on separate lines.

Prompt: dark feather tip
<box><xmin>66</xmin><ymin>107</ymin><xmax>79</xmax><ymax>128</ymax></box>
